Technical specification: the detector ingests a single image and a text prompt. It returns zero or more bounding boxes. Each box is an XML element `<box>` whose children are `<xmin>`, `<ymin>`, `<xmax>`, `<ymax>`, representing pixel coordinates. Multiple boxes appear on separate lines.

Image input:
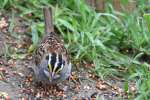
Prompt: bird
<box><xmin>30</xmin><ymin>7</ymin><xmax>72</xmax><ymax>85</ymax></box>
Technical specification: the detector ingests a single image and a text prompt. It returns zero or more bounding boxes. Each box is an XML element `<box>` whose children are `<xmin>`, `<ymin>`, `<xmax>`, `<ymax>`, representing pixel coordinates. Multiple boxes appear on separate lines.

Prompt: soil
<box><xmin>0</xmin><ymin>17</ymin><xmax>135</xmax><ymax>100</ymax></box>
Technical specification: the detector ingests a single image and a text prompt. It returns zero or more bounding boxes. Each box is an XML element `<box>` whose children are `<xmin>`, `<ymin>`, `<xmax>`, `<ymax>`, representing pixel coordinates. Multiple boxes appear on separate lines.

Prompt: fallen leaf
<box><xmin>0</xmin><ymin>91</ymin><xmax>10</xmax><ymax>100</ymax></box>
<box><xmin>0</xmin><ymin>18</ymin><xmax>8</xmax><ymax>29</ymax></box>
<box><xmin>74</xmin><ymin>84</ymin><xmax>81</xmax><ymax>92</ymax></box>
<box><xmin>96</xmin><ymin>80</ymin><xmax>107</xmax><ymax>90</ymax></box>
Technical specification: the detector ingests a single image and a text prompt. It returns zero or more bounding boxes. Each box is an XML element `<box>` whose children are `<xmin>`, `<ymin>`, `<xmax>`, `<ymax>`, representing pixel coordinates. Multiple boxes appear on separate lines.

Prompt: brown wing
<box><xmin>34</xmin><ymin>32</ymin><xmax>69</xmax><ymax>66</ymax></box>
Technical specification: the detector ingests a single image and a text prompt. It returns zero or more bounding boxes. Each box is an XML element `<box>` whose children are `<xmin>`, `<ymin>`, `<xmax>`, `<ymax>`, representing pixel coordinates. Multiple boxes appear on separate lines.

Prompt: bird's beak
<box><xmin>48</xmin><ymin>77</ymin><xmax>52</xmax><ymax>82</ymax></box>
<box><xmin>44</xmin><ymin>69</ymin><xmax>52</xmax><ymax>82</ymax></box>
<box><xmin>51</xmin><ymin>71</ymin><xmax>55</xmax><ymax>80</ymax></box>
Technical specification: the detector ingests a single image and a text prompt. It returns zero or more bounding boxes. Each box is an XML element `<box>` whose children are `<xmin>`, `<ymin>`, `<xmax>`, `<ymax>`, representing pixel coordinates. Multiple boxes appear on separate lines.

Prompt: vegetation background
<box><xmin>0</xmin><ymin>0</ymin><xmax>150</xmax><ymax>99</ymax></box>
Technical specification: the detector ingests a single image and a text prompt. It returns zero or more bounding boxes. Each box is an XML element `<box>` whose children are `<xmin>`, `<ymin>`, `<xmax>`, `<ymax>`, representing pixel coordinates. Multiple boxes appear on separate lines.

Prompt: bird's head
<box><xmin>43</xmin><ymin>52</ymin><xmax>65</xmax><ymax>82</ymax></box>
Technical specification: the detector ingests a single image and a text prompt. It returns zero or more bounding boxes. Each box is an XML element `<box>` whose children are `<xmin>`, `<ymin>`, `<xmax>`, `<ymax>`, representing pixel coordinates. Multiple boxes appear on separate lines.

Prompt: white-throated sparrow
<box><xmin>30</xmin><ymin>7</ymin><xmax>71</xmax><ymax>84</ymax></box>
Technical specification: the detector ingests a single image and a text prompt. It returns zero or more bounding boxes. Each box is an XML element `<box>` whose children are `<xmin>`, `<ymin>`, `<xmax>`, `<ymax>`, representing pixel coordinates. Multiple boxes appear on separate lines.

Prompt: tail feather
<box><xmin>43</xmin><ymin>7</ymin><xmax>54</xmax><ymax>34</ymax></box>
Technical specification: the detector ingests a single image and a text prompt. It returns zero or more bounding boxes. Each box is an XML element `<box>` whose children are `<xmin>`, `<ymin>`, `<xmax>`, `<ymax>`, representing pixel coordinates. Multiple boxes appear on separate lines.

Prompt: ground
<box><xmin>0</xmin><ymin>16</ymin><xmax>136</xmax><ymax>100</ymax></box>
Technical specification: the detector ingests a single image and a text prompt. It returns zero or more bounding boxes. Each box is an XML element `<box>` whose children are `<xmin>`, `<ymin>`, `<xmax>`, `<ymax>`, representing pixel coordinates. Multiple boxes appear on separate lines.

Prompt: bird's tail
<box><xmin>43</xmin><ymin>7</ymin><xmax>54</xmax><ymax>34</ymax></box>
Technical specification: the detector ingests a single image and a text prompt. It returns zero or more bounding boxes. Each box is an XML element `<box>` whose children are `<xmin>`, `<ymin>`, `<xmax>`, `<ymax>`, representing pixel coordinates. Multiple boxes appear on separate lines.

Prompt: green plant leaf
<box><xmin>57</xmin><ymin>18</ymin><xmax>75</xmax><ymax>32</ymax></box>
<box><xmin>144</xmin><ymin>13</ymin><xmax>150</xmax><ymax>33</ymax></box>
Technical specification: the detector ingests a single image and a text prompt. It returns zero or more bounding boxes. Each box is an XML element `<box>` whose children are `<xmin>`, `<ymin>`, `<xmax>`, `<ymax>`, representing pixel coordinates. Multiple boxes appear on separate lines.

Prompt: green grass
<box><xmin>1</xmin><ymin>0</ymin><xmax>150</xmax><ymax>99</ymax></box>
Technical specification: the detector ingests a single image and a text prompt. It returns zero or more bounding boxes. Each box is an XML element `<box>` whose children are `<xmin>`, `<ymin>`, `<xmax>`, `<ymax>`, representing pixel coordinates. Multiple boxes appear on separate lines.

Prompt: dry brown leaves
<box><xmin>23</xmin><ymin>75</ymin><xmax>66</xmax><ymax>99</ymax></box>
<box><xmin>96</xmin><ymin>80</ymin><xmax>107</xmax><ymax>90</ymax></box>
<box><xmin>0</xmin><ymin>67</ymin><xmax>8</xmax><ymax>81</ymax></box>
<box><xmin>0</xmin><ymin>91</ymin><xmax>10</xmax><ymax>100</ymax></box>
<box><xmin>0</xmin><ymin>17</ymin><xmax>8</xmax><ymax>29</ymax></box>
